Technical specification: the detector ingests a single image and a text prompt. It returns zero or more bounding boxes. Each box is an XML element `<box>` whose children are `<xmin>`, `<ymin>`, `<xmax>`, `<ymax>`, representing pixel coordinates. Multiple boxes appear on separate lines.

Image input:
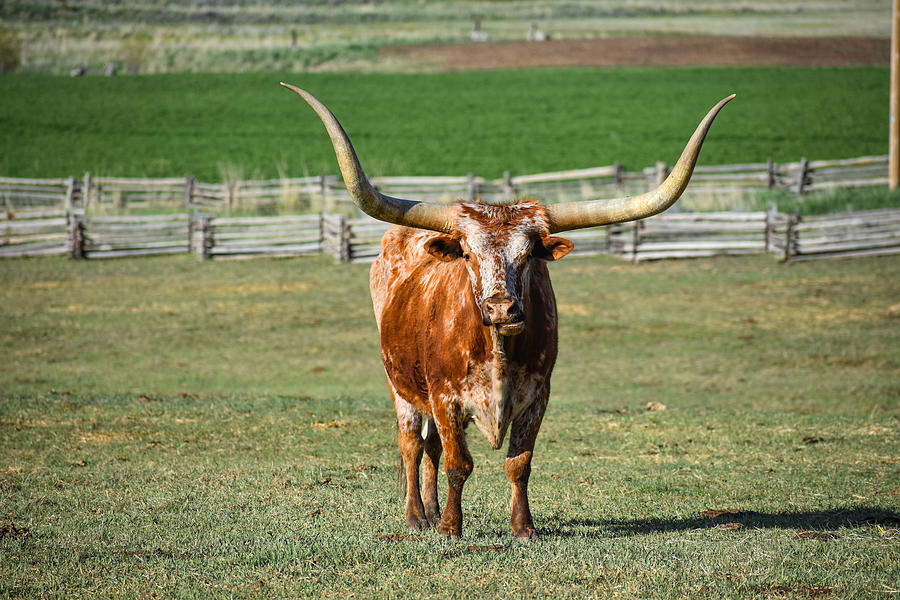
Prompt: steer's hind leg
<box><xmin>505</xmin><ymin>385</ymin><xmax>549</xmax><ymax>540</ymax></box>
<box><xmin>392</xmin><ymin>390</ymin><xmax>430</xmax><ymax>530</ymax></box>
<box><xmin>421</xmin><ymin>418</ymin><xmax>442</xmax><ymax>527</ymax></box>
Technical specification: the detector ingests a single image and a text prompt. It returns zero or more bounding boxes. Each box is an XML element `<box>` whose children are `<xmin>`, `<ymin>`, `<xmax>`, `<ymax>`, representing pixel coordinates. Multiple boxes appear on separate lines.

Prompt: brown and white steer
<box><xmin>281</xmin><ymin>82</ymin><xmax>733</xmax><ymax>539</ymax></box>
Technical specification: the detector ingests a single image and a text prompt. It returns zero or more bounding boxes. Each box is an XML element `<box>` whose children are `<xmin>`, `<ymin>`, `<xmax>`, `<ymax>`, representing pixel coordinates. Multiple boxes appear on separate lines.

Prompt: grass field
<box><xmin>0</xmin><ymin>67</ymin><xmax>889</xmax><ymax>183</ymax></box>
<box><xmin>1</xmin><ymin>253</ymin><xmax>898</xmax><ymax>598</ymax></box>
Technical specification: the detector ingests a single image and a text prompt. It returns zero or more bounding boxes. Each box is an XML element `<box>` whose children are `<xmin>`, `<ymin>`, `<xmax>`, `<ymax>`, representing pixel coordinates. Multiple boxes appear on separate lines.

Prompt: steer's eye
<box><xmin>463</xmin><ymin>253</ymin><xmax>471</xmax><ymax>261</ymax></box>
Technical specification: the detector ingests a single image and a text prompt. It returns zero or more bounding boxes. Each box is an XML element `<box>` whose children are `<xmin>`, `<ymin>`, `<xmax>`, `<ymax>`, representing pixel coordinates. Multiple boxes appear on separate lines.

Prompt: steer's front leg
<box><xmin>505</xmin><ymin>386</ymin><xmax>548</xmax><ymax>540</ymax></box>
<box><xmin>432</xmin><ymin>401</ymin><xmax>472</xmax><ymax>538</ymax></box>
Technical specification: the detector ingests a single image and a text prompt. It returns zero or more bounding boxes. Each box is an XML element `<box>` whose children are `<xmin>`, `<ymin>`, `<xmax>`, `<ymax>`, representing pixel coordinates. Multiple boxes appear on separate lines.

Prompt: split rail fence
<box><xmin>3</xmin><ymin>207</ymin><xmax>898</xmax><ymax>264</ymax></box>
<box><xmin>1</xmin><ymin>155</ymin><xmax>890</xmax><ymax>216</ymax></box>
<box><xmin>1</xmin><ymin>154</ymin><xmax>896</xmax><ymax>263</ymax></box>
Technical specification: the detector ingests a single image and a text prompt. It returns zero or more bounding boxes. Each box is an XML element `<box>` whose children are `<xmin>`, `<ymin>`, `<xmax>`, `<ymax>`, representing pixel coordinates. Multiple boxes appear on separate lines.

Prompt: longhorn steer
<box><xmin>281</xmin><ymin>82</ymin><xmax>733</xmax><ymax>539</ymax></box>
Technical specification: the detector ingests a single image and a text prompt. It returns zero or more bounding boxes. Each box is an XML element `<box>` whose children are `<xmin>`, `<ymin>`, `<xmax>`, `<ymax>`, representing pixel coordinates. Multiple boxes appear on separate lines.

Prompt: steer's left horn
<box><xmin>544</xmin><ymin>94</ymin><xmax>735</xmax><ymax>233</ymax></box>
<box><xmin>281</xmin><ymin>82</ymin><xmax>455</xmax><ymax>234</ymax></box>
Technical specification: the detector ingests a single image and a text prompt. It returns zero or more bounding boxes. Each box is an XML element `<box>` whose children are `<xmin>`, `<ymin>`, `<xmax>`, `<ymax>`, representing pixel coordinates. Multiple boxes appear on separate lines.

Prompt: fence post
<box><xmin>226</xmin><ymin>182</ymin><xmax>236</xmax><ymax>212</ymax></box>
<box><xmin>795</xmin><ymin>157</ymin><xmax>809</xmax><ymax>196</ymax></box>
<box><xmin>502</xmin><ymin>171</ymin><xmax>515</xmax><ymax>202</ymax></box>
<box><xmin>83</xmin><ymin>172</ymin><xmax>92</xmax><ymax>209</ymax></box>
<box><xmin>783</xmin><ymin>210</ymin><xmax>799</xmax><ymax>263</ymax></box>
<box><xmin>631</xmin><ymin>220</ymin><xmax>642</xmax><ymax>264</ymax></box>
<box><xmin>764</xmin><ymin>204</ymin><xmax>775</xmax><ymax>253</ymax></box>
<box><xmin>194</xmin><ymin>214</ymin><xmax>213</xmax><ymax>260</ymax></box>
<box><xmin>184</xmin><ymin>174</ymin><xmax>195</xmax><ymax>208</ymax></box>
<box><xmin>69</xmin><ymin>213</ymin><xmax>85</xmax><ymax>259</ymax></box>
<box><xmin>654</xmin><ymin>162</ymin><xmax>668</xmax><ymax>188</ymax></box>
<box><xmin>65</xmin><ymin>176</ymin><xmax>75</xmax><ymax>213</ymax></box>
<box><xmin>614</xmin><ymin>161</ymin><xmax>624</xmax><ymax>192</ymax></box>
<box><xmin>466</xmin><ymin>173</ymin><xmax>478</xmax><ymax>202</ymax></box>
<box><xmin>766</xmin><ymin>158</ymin><xmax>776</xmax><ymax>189</ymax></box>
<box><xmin>340</xmin><ymin>215</ymin><xmax>351</xmax><ymax>262</ymax></box>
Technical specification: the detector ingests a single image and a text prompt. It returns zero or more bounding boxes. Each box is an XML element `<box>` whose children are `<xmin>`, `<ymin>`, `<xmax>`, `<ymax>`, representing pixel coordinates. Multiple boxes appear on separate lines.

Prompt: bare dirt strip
<box><xmin>380</xmin><ymin>36</ymin><xmax>889</xmax><ymax>70</ymax></box>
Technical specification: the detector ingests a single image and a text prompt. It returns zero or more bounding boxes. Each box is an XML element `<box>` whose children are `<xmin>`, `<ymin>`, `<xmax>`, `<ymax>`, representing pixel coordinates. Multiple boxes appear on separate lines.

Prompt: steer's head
<box><xmin>423</xmin><ymin>201</ymin><xmax>572</xmax><ymax>336</ymax></box>
<box><xmin>280</xmin><ymin>84</ymin><xmax>734</xmax><ymax>329</ymax></box>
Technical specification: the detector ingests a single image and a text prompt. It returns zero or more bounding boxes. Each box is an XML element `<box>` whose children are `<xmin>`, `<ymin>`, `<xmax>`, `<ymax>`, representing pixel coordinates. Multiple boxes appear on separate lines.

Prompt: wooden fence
<box><xmin>773</xmin><ymin>208</ymin><xmax>900</xmax><ymax>263</ymax></box>
<box><xmin>1</xmin><ymin>154</ymin><xmax>890</xmax><ymax>215</ymax></box>
<box><xmin>0</xmin><ymin>209</ymin><xmax>74</xmax><ymax>258</ymax></box>
<box><xmin>192</xmin><ymin>214</ymin><xmax>322</xmax><ymax>260</ymax></box>
<box><xmin>72</xmin><ymin>213</ymin><xmax>192</xmax><ymax>259</ymax></box>
<box><xmin>2</xmin><ymin>208</ymin><xmax>898</xmax><ymax>263</ymax></box>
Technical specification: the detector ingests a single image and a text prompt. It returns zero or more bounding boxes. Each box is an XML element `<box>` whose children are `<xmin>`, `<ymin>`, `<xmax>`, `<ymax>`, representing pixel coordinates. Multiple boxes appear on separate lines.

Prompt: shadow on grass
<box><xmin>548</xmin><ymin>507</ymin><xmax>900</xmax><ymax>538</ymax></box>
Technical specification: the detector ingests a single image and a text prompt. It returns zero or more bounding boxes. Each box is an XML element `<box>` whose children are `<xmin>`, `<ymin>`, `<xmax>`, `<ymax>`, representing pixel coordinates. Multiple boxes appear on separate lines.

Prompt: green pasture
<box><xmin>1</xmin><ymin>253</ymin><xmax>898</xmax><ymax>598</ymax></box>
<box><xmin>0</xmin><ymin>67</ymin><xmax>888</xmax><ymax>183</ymax></box>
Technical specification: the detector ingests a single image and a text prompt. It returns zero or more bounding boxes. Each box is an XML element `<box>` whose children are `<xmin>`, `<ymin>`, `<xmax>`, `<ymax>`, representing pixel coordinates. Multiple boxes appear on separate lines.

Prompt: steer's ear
<box><xmin>424</xmin><ymin>234</ymin><xmax>463</xmax><ymax>262</ymax></box>
<box><xmin>533</xmin><ymin>235</ymin><xmax>573</xmax><ymax>261</ymax></box>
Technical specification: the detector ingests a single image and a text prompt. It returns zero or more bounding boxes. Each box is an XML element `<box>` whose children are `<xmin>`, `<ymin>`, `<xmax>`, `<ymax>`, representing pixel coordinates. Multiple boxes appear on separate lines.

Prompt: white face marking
<box><xmin>456</xmin><ymin>204</ymin><xmax>547</xmax><ymax>307</ymax></box>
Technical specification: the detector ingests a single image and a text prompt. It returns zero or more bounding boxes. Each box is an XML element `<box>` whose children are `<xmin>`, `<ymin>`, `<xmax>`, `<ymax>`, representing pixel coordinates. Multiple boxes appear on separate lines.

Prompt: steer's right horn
<box><xmin>281</xmin><ymin>83</ymin><xmax>454</xmax><ymax>234</ymax></box>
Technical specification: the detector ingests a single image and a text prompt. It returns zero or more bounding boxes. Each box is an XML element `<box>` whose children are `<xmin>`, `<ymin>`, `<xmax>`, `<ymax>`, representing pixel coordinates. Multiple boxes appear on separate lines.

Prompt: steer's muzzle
<box><xmin>482</xmin><ymin>296</ymin><xmax>525</xmax><ymax>336</ymax></box>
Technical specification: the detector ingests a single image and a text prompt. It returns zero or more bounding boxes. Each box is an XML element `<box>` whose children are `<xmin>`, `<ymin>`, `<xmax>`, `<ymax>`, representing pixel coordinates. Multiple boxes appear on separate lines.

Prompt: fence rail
<box><xmin>2</xmin><ymin>207</ymin><xmax>898</xmax><ymax>264</ymax></box>
<box><xmin>1</xmin><ymin>154</ymin><xmax>890</xmax><ymax>215</ymax></box>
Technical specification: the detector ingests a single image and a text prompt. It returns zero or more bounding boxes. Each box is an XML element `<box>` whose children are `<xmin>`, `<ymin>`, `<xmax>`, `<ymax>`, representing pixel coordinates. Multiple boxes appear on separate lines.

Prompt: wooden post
<box><xmin>631</xmin><ymin>220</ymin><xmax>642</xmax><ymax>264</ymax></box>
<box><xmin>339</xmin><ymin>215</ymin><xmax>351</xmax><ymax>262</ymax></box>
<box><xmin>226</xmin><ymin>182</ymin><xmax>235</xmax><ymax>213</ymax></box>
<box><xmin>318</xmin><ymin>174</ymin><xmax>327</xmax><ymax>207</ymax></box>
<box><xmin>83</xmin><ymin>172</ymin><xmax>92</xmax><ymax>209</ymax></box>
<box><xmin>65</xmin><ymin>176</ymin><xmax>75</xmax><ymax>213</ymax></box>
<box><xmin>783</xmin><ymin>210</ymin><xmax>799</xmax><ymax>263</ymax></box>
<box><xmin>766</xmin><ymin>158</ymin><xmax>776</xmax><ymax>189</ymax></box>
<box><xmin>195</xmin><ymin>215</ymin><xmax>213</xmax><ymax>260</ymax></box>
<box><xmin>503</xmin><ymin>171</ymin><xmax>515</xmax><ymax>202</ymax></box>
<box><xmin>795</xmin><ymin>157</ymin><xmax>809</xmax><ymax>196</ymax></box>
<box><xmin>69</xmin><ymin>213</ymin><xmax>85</xmax><ymax>259</ymax></box>
<box><xmin>466</xmin><ymin>173</ymin><xmax>478</xmax><ymax>202</ymax></box>
<box><xmin>614</xmin><ymin>161</ymin><xmax>624</xmax><ymax>192</ymax></box>
<box><xmin>183</xmin><ymin>174</ymin><xmax>195</xmax><ymax>208</ymax></box>
<box><xmin>891</xmin><ymin>0</ymin><xmax>900</xmax><ymax>189</ymax></box>
<box><xmin>654</xmin><ymin>161</ymin><xmax>668</xmax><ymax>188</ymax></box>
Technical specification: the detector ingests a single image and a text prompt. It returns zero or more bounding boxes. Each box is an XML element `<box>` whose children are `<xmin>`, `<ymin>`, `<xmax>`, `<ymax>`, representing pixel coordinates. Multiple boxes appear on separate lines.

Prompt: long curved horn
<box><xmin>281</xmin><ymin>82</ymin><xmax>454</xmax><ymax>233</ymax></box>
<box><xmin>544</xmin><ymin>94</ymin><xmax>735</xmax><ymax>234</ymax></box>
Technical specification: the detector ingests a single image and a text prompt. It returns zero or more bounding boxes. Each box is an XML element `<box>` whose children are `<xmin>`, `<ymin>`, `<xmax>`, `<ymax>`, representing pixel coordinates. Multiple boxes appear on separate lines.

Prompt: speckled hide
<box><xmin>370</xmin><ymin>200</ymin><xmax>573</xmax><ymax>539</ymax></box>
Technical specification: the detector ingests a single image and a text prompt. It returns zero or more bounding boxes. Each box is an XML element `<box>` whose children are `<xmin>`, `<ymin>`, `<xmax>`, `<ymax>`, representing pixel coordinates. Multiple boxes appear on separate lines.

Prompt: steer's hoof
<box><xmin>512</xmin><ymin>526</ymin><xmax>540</xmax><ymax>541</ymax></box>
<box><xmin>406</xmin><ymin>516</ymin><xmax>432</xmax><ymax>531</ymax></box>
<box><xmin>438</xmin><ymin>522</ymin><xmax>462</xmax><ymax>539</ymax></box>
<box><xmin>425</xmin><ymin>510</ymin><xmax>442</xmax><ymax>529</ymax></box>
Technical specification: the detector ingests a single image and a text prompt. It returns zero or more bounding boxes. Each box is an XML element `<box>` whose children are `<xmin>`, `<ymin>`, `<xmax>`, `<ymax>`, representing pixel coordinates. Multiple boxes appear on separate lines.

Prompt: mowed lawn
<box><xmin>1</xmin><ymin>253</ymin><xmax>898</xmax><ymax>598</ymax></box>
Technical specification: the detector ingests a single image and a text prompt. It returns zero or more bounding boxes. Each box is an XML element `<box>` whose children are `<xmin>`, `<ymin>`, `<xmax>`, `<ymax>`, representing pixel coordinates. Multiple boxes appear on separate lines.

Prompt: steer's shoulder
<box><xmin>379</xmin><ymin>225</ymin><xmax>447</xmax><ymax>267</ymax></box>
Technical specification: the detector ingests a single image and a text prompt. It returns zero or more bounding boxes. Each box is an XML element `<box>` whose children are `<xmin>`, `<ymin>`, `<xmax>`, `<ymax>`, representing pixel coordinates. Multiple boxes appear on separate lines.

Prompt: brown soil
<box><xmin>380</xmin><ymin>36</ymin><xmax>889</xmax><ymax>70</ymax></box>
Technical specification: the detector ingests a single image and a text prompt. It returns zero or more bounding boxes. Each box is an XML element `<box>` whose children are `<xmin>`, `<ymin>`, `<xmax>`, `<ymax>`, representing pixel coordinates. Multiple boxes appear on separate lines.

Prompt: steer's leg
<box><xmin>433</xmin><ymin>402</ymin><xmax>472</xmax><ymax>538</ymax></box>
<box><xmin>505</xmin><ymin>385</ymin><xmax>549</xmax><ymax>540</ymax></box>
<box><xmin>391</xmin><ymin>388</ymin><xmax>430</xmax><ymax>530</ymax></box>
<box><xmin>421</xmin><ymin>418</ymin><xmax>443</xmax><ymax>527</ymax></box>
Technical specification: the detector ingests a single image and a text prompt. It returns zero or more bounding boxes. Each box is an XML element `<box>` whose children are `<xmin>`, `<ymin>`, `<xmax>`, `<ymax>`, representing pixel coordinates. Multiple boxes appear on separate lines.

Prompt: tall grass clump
<box><xmin>748</xmin><ymin>186</ymin><xmax>900</xmax><ymax>216</ymax></box>
<box><xmin>0</xmin><ymin>24</ymin><xmax>22</xmax><ymax>73</ymax></box>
